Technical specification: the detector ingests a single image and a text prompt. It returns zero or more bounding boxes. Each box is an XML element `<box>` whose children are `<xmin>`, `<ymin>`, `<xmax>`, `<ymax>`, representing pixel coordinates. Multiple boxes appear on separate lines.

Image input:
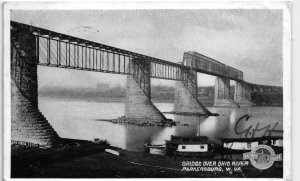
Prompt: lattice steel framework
<box><xmin>183</xmin><ymin>51</ymin><xmax>244</xmax><ymax>81</ymax></box>
<box><xmin>10</xmin><ymin>21</ymin><xmax>282</xmax><ymax>97</ymax></box>
<box><xmin>11</xmin><ymin>21</ymin><xmax>189</xmax><ymax>81</ymax></box>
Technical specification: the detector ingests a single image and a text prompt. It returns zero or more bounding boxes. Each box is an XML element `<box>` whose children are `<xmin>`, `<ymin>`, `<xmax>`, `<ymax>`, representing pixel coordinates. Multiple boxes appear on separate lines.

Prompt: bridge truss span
<box><xmin>11</xmin><ymin>21</ymin><xmax>188</xmax><ymax>81</ymax></box>
<box><xmin>183</xmin><ymin>51</ymin><xmax>244</xmax><ymax>81</ymax></box>
<box><xmin>10</xmin><ymin>20</ymin><xmax>283</xmax><ymax>148</ymax></box>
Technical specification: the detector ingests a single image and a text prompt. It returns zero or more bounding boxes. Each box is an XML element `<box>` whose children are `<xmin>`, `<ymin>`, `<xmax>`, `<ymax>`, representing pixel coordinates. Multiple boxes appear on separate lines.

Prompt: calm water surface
<box><xmin>39</xmin><ymin>97</ymin><xmax>283</xmax><ymax>152</ymax></box>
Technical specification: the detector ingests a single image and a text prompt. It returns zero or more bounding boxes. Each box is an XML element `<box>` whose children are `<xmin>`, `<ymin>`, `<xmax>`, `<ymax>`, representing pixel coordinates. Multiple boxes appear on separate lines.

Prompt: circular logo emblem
<box><xmin>249</xmin><ymin>145</ymin><xmax>276</xmax><ymax>170</ymax></box>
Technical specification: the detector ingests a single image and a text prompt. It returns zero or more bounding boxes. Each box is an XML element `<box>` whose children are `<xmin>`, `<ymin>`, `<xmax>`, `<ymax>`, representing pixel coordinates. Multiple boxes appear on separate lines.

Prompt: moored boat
<box><xmin>216</xmin><ymin>137</ymin><xmax>260</xmax><ymax>154</ymax></box>
<box><xmin>216</xmin><ymin>136</ymin><xmax>283</xmax><ymax>154</ymax></box>
<box><xmin>166</xmin><ymin>135</ymin><xmax>215</xmax><ymax>158</ymax></box>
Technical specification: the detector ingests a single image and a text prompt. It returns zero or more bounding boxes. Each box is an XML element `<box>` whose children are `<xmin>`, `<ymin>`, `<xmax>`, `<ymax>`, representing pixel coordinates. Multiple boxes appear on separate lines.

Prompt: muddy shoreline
<box><xmin>11</xmin><ymin>138</ymin><xmax>283</xmax><ymax>178</ymax></box>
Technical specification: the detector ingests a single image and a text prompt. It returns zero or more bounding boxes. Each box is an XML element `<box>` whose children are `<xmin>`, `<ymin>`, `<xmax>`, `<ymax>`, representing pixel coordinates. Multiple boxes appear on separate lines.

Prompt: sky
<box><xmin>11</xmin><ymin>10</ymin><xmax>283</xmax><ymax>88</ymax></box>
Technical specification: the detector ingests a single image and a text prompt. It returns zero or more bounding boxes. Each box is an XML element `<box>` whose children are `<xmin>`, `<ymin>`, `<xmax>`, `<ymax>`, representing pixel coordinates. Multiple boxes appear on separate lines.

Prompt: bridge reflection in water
<box><xmin>39</xmin><ymin>98</ymin><xmax>283</xmax><ymax>152</ymax></box>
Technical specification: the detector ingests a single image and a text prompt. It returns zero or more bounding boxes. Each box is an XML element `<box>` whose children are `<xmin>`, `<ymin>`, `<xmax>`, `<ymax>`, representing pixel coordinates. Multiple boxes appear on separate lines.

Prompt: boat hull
<box><xmin>215</xmin><ymin>147</ymin><xmax>251</xmax><ymax>155</ymax></box>
<box><xmin>215</xmin><ymin>146</ymin><xmax>283</xmax><ymax>155</ymax></box>
<box><xmin>175</xmin><ymin>151</ymin><xmax>215</xmax><ymax>158</ymax></box>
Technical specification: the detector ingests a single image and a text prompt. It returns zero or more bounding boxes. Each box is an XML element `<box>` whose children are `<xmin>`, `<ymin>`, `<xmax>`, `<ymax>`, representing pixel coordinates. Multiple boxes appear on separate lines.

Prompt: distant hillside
<box><xmin>39</xmin><ymin>85</ymin><xmax>282</xmax><ymax>106</ymax></box>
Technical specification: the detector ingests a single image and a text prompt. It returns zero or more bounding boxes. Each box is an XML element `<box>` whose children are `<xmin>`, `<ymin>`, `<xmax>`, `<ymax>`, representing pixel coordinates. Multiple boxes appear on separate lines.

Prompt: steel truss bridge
<box><xmin>10</xmin><ymin>21</ymin><xmax>282</xmax><ymax>93</ymax></box>
<box><xmin>11</xmin><ymin>21</ymin><xmax>188</xmax><ymax>82</ymax></box>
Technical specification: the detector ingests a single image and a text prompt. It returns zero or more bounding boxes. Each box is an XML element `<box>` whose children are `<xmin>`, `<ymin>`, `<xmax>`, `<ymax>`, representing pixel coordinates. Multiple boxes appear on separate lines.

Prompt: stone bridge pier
<box><xmin>125</xmin><ymin>59</ymin><xmax>166</xmax><ymax>122</ymax></box>
<box><xmin>174</xmin><ymin>69</ymin><xmax>214</xmax><ymax>116</ymax></box>
<box><xmin>214</xmin><ymin>77</ymin><xmax>239</xmax><ymax>107</ymax></box>
<box><xmin>11</xmin><ymin>25</ymin><xmax>58</xmax><ymax>147</ymax></box>
<box><xmin>234</xmin><ymin>81</ymin><xmax>253</xmax><ymax>107</ymax></box>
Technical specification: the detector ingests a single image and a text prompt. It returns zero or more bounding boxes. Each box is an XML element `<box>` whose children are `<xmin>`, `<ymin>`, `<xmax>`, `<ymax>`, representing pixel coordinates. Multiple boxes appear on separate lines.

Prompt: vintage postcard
<box><xmin>2</xmin><ymin>1</ymin><xmax>292</xmax><ymax>180</ymax></box>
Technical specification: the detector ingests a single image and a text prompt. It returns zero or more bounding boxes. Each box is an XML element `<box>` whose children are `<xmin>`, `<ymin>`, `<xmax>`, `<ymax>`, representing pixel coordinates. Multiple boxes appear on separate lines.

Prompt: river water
<box><xmin>39</xmin><ymin>97</ymin><xmax>283</xmax><ymax>152</ymax></box>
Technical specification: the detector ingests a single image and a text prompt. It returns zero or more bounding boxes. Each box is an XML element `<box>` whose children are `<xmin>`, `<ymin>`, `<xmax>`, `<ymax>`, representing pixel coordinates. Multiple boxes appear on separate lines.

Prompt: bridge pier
<box><xmin>214</xmin><ymin>77</ymin><xmax>239</xmax><ymax>107</ymax></box>
<box><xmin>11</xmin><ymin>26</ymin><xmax>58</xmax><ymax>148</ymax></box>
<box><xmin>174</xmin><ymin>69</ymin><xmax>213</xmax><ymax>116</ymax></box>
<box><xmin>125</xmin><ymin>59</ymin><xmax>166</xmax><ymax>122</ymax></box>
<box><xmin>234</xmin><ymin>81</ymin><xmax>253</xmax><ymax>107</ymax></box>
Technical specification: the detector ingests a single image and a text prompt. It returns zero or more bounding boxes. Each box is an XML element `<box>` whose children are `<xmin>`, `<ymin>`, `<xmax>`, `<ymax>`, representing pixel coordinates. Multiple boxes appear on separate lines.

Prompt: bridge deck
<box><xmin>10</xmin><ymin>21</ymin><xmax>283</xmax><ymax>100</ymax></box>
<box><xmin>11</xmin><ymin>21</ymin><xmax>271</xmax><ymax>85</ymax></box>
<box><xmin>183</xmin><ymin>51</ymin><xmax>243</xmax><ymax>81</ymax></box>
<box><xmin>11</xmin><ymin>21</ymin><xmax>189</xmax><ymax>81</ymax></box>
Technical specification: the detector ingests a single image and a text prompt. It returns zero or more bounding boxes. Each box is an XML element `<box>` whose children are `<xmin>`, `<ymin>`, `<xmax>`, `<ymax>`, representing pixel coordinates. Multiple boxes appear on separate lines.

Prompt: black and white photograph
<box><xmin>2</xmin><ymin>1</ymin><xmax>292</xmax><ymax>180</ymax></box>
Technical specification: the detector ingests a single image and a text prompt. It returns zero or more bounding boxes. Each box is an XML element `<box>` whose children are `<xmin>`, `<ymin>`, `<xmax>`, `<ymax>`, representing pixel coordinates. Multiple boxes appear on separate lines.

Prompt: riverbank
<box><xmin>39</xmin><ymin>95</ymin><xmax>175</xmax><ymax>103</ymax></box>
<box><xmin>39</xmin><ymin>95</ymin><xmax>283</xmax><ymax>106</ymax></box>
<box><xmin>11</xmin><ymin>138</ymin><xmax>283</xmax><ymax>178</ymax></box>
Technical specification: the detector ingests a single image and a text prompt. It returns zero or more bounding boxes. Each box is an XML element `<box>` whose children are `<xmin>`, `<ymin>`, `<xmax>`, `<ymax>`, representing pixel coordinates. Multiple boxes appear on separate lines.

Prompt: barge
<box><xmin>166</xmin><ymin>135</ymin><xmax>215</xmax><ymax>158</ymax></box>
<box><xmin>216</xmin><ymin>136</ymin><xmax>283</xmax><ymax>154</ymax></box>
